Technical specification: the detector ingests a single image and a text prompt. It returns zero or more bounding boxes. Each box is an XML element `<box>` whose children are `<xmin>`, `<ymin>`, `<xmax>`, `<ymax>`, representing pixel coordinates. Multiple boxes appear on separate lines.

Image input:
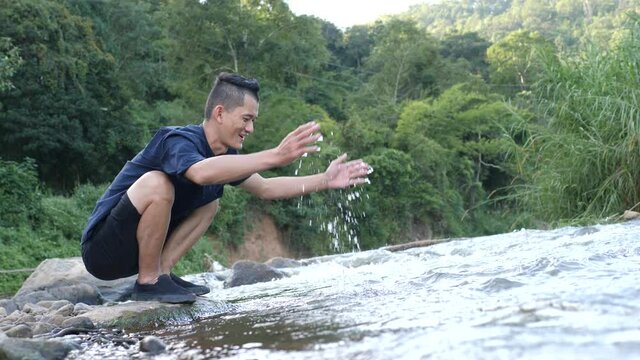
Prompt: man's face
<box><xmin>220</xmin><ymin>94</ymin><xmax>259</xmax><ymax>150</ymax></box>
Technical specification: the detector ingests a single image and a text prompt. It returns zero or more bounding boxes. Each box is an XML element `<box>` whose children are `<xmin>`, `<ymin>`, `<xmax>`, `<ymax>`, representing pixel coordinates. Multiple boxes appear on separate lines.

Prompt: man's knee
<box><xmin>128</xmin><ymin>171</ymin><xmax>175</xmax><ymax>211</ymax></box>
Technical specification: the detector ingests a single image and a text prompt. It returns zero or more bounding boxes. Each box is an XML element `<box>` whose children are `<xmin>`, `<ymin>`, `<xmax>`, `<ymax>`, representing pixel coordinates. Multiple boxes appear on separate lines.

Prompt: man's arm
<box><xmin>239</xmin><ymin>154</ymin><xmax>370</xmax><ymax>200</ymax></box>
<box><xmin>185</xmin><ymin>122</ymin><xmax>321</xmax><ymax>185</ymax></box>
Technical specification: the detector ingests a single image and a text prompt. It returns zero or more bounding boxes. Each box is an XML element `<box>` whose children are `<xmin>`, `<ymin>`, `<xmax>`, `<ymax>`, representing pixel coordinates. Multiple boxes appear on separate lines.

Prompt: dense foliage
<box><xmin>1</xmin><ymin>0</ymin><xmax>639</xmax><ymax>295</ymax></box>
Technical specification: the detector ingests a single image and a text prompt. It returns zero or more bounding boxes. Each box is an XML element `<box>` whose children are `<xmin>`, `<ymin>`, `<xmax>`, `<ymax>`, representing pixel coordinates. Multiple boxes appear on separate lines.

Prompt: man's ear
<box><xmin>213</xmin><ymin>105</ymin><xmax>224</xmax><ymax>123</ymax></box>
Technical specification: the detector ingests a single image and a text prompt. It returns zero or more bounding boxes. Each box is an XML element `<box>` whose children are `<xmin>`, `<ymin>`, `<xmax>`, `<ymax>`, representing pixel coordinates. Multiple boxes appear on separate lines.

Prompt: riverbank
<box><xmin>0</xmin><ymin>254</ymin><xmax>305</xmax><ymax>359</ymax></box>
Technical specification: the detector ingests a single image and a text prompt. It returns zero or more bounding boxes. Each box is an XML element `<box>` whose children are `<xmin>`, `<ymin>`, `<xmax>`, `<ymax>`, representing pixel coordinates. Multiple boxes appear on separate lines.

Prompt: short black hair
<box><xmin>204</xmin><ymin>72</ymin><xmax>260</xmax><ymax>121</ymax></box>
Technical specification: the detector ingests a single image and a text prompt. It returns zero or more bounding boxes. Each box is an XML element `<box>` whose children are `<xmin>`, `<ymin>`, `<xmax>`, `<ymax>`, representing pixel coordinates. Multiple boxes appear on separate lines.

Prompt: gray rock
<box><xmin>72</xmin><ymin>303</ymin><xmax>92</xmax><ymax>315</ymax></box>
<box><xmin>0</xmin><ymin>299</ymin><xmax>18</xmax><ymax>315</ymax></box>
<box><xmin>264</xmin><ymin>257</ymin><xmax>303</xmax><ymax>268</ymax></box>
<box><xmin>212</xmin><ymin>269</ymin><xmax>232</xmax><ymax>281</ymax></box>
<box><xmin>22</xmin><ymin>303</ymin><xmax>48</xmax><ymax>316</ymax></box>
<box><xmin>37</xmin><ymin>300</ymin><xmax>72</xmax><ymax>311</ymax></box>
<box><xmin>2</xmin><ymin>310</ymin><xmax>22</xmax><ymax>324</ymax></box>
<box><xmin>16</xmin><ymin>314</ymin><xmax>36</xmax><ymax>325</ymax></box>
<box><xmin>223</xmin><ymin>260</ymin><xmax>285</xmax><ymax>288</ymax></box>
<box><xmin>0</xmin><ymin>331</ymin><xmax>79</xmax><ymax>360</ymax></box>
<box><xmin>32</xmin><ymin>322</ymin><xmax>58</xmax><ymax>336</ymax></box>
<box><xmin>139</xmin><ymin>335</ymin><xmax>166</xmax><ymax>354</ymax></box>
<box><xmin>13</xmin><ymin>258</ymin><xmax>136</xmax><ymax>307</ymax></box>
<box><xmin>0</xmin><ymin>307</ymin><xmax>6</xmax><ymax>317</ymax></box>
<box><xmin>5</xmin><ymin>324</ymin><xmax>33</xmax><ymax>338</ymax></box>
<box><xmin>39</xmin><ymin>315</ymin><xmax>65</xmax><ymax>327</ymax></box>
<box><xmin>61</xmin><ymin>316</ymin><xmax>94</xmax><ymax>330</ymax></box>
<box><xmin>54</xmin><ymin>304</ymin><xmax>74</xmax><ymax>317</ymax></box>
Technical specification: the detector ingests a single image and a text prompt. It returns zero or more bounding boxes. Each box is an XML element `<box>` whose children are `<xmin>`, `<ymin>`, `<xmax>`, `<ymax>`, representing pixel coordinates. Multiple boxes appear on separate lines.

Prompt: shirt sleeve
<box><xmin>160</xmin><ymin>134</ymin><xmax>205</xmax><ymax>176</ymax></box>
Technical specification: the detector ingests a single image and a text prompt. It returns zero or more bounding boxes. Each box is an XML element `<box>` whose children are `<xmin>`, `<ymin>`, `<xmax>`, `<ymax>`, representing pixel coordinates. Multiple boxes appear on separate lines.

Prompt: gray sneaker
<box><xmin>131</xmin><ymin>274</ymin><xmax>196</xmax><ymax>304</ymax></box>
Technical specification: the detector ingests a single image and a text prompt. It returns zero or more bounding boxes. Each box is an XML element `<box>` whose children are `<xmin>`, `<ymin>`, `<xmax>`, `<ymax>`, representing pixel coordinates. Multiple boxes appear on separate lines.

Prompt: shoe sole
<box><xmin>131</xmin><ymin>294</ymin><xmax>196</xmax><ymax>304</ymax></box>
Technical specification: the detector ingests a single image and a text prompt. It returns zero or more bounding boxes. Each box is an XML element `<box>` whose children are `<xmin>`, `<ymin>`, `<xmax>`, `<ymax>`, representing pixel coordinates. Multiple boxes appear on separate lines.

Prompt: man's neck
<box><xmin>202</xmin><ymin>120</ymin><xmax>228</xmax><ymax>156</ymax></box>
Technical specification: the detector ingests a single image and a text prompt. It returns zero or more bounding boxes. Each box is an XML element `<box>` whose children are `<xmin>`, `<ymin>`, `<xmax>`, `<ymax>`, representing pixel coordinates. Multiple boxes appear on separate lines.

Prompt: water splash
<box><xmin>291</xmin><ymin>131</ymin><xmax>369</xmax><ymax>253</ymax></box>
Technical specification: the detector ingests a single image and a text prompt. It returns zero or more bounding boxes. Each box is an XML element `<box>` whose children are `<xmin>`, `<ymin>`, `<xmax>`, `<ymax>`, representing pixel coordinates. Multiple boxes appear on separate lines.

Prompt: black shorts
<box><xmin>81</xmin><ymin>193</ymin><xmax>141</xmax><ymax>280</ymax></box>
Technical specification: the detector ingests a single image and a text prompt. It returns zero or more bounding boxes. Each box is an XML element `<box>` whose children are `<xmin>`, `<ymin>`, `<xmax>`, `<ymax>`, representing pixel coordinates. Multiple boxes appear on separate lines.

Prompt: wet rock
<box><xmin>0</xmin><ymin>307</ymin><xmax>6</xmax><ymax>318</ymax></box>
<box><xmin>572</xmin><ymin>226</ymin><xmax>599</xmax><ymax>237</ymax></box>
<box><xmin>0</xmin><ymin>299</ymin><xmax>18</xmax><ymax>315</ymax></box>
<box><xmin>223</xmin><ymin>260</ymin><xmax>285</xmax><ymax>288</ymax></box>
<box><xmin>264</xmin><ymin>257</ymin><xmax>302</xmax><ymax>268</ymax></box>
<box><xmin>139</xmin><ymin>335</ymin><xmax>166</xmax><ymax>354</ymax></box>
<box><xmin>0</xmin><ymin>331</ymin><xmax>79</xmax><ymax>360</ymax></box>
<box><xmin>61</xmin><ymin>316</ymin><xmax>94</xmax><ymax>330</ymax></box>
<box><xmin>5</xmin><ymin>324</ymin><xmax>33</xmax><ymax>338</ymax></box>
<box><xmin>73</xmin><ymin>302</ymin><xmax>92</xmax><ymax>315</ymax></box>
<box><xmin>212</xmin><ymin>269</ymin><xmax>232</xmax><ymax>281</ymax></box>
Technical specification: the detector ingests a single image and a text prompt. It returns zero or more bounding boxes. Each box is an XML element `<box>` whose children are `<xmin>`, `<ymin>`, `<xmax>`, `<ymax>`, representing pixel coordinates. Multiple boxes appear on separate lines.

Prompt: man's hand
<box><xmin>324</xmin><ymin>153</ymin><xmax>370</xmax><ymax>189</ymax></box>
<box><xmin>272</xmin><ymin>121</ymin><xmax>322</xmax><ymax>167</ymax></box>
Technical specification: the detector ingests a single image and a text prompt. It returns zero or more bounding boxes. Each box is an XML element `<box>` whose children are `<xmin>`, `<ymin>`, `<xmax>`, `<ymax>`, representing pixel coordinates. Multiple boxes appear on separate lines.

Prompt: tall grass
<box><xmin>514</xmin><ymin>15</ymin><xmax>640</xmax><ymax>224</ymax></box>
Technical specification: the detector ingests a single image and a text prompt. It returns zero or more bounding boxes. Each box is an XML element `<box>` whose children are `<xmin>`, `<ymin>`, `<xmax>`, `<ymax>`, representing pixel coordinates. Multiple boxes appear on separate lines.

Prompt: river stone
<box><xmin>16</xmin><ymin>313</ymin><xmax>36</xmax><ymax>324</ymax></box>
<box><xmin>264</xmin><ymin>257</ymin><xmax>302</xmax><ymax>269</ymax></box>
<box><xmin>73</xmin><ymin>303</ymin><xmax>92</xmax><ymax>315</ymax></box>
<box><xmin>140</xmin><ymin>335</ymin><xmax>166</xmax><ymax>354</ymax></box>
<box><xmin>32</xmin><ymin>322</ymin><xmax>58</xmax><ymax>336</ymax></box>
<box><xmin>37</xmin><ymin>300</ymin><xmax>72</xmax><ymax>311</ymax></box>
<box><xmin>0</xmin><ymin>331</ymin><xmax>79</xmax><ymax>360</ymax></box>
<box><xmin>0</xmin><ymin>307</ymin><xmax>6</xmax><ymax>318</ymax></box>
<box><xmin>5</xmin><ymin>324</ymin><xmax>33</xmax><ymax>338</ymax></box>
<box><xmin>54</xmin><ymin>304</ymin><xmax>74</xmax><ymax>317</ymax></box>
<box><xmin>39</xmin><ymin>315</ymin><xmax>66</xmax><ymax>327</ymax></box>
<box><xmin>223</xmin><ymin>260</ymin><xmax>284</xmax><ymax>288</ymax></box>
<box><xmin>3</xmin><ymin>310</ymin><xmax>22</xmax><ymax>323</ymax></box>
<box><xmin>61</xmin><ymin>316</ymin><xmax>94</xmax><ymax>330</ymax></box>
<box><xmin>21</xmin><ymin>303</ymin><xmax>48</xmax><ymax>316</ymax></box>
<box><xmin>212</xmin><ymin>269</ymin><xmax>232</xmax><ymax>281</ymax></box>
<box><xmin>13</xmin><ymin>258</ymin><xmax>136</xmax><ymax>307</ymax></box>
<box><xmin>0</xmin><ymin>299</ymin><xmax>18</xmax><ymax>315</ymax></box>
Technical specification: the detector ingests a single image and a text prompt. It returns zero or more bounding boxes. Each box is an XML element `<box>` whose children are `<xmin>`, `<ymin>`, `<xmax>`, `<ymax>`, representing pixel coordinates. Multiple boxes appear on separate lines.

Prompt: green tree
<box><xmin>486</xmin><ymin>29</ymin><xmax>556</xmax><ymax>94</ymax></box>
<box><xmin>394</xmin><ymin>82</ymin><xmax>521</xmax><ymax>235</ymax></box>
<box><xmin>0</xmin><ymin>0</ymin><xmax>142</xmax><ymax>190</ymax></box>
<box><xmin>0</xmin><ymin>38</ymin><xmax>22</xmax><ymax>93</ymax></box>
<box><xmin>363</xmin><ymin>19</ymin><xmax>442</xmax><ymax>105</ymax></box>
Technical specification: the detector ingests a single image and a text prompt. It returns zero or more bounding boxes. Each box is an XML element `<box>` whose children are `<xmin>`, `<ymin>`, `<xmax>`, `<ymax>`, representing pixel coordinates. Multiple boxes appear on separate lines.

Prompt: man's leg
<box><xmin>126</xmin><ymin>171</ymin><xmax>174</xmax><ymax>285</ymax></box>
<box><xmin>160</xmin><ymin>199</ymin><xmax>219</xmax><ymax>274</ymax></box>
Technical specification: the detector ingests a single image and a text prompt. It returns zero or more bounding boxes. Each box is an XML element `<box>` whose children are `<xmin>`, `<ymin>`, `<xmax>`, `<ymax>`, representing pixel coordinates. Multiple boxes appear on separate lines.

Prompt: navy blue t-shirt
<box><xmin>81</xmin><ymin>124</ymin><xmax>245</xmax><ymax>244</ymax></box>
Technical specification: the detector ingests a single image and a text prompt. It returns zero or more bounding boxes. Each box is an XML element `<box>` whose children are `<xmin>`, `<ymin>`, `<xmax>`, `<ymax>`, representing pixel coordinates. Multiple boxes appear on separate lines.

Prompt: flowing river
<box><xmin>71</xmin><ymin>220</ymin><xmax>640</xmax><ymax>359</ymax></box>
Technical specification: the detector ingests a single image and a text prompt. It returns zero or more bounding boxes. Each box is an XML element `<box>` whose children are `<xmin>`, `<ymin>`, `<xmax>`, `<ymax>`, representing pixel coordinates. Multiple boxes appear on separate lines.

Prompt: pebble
<box><xmin>139</xmin><ymin>335</ymin><xmax>166</xmax><ymax>354</ymax></box>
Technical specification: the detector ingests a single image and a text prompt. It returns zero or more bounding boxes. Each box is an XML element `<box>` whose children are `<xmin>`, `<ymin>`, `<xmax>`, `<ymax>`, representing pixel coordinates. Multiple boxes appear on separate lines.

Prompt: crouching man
<box><xmin>81</xmin><ymin>72</ymin><xmax>369</xmax><ymax>303</ymax></box>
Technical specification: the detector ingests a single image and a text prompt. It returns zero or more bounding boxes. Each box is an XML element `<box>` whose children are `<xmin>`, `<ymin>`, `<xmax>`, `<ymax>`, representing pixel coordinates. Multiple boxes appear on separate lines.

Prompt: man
<box><xmin>81</xmin><ymin>72</ymin><xmax>370</xmax><ymax>304</ymax></box>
